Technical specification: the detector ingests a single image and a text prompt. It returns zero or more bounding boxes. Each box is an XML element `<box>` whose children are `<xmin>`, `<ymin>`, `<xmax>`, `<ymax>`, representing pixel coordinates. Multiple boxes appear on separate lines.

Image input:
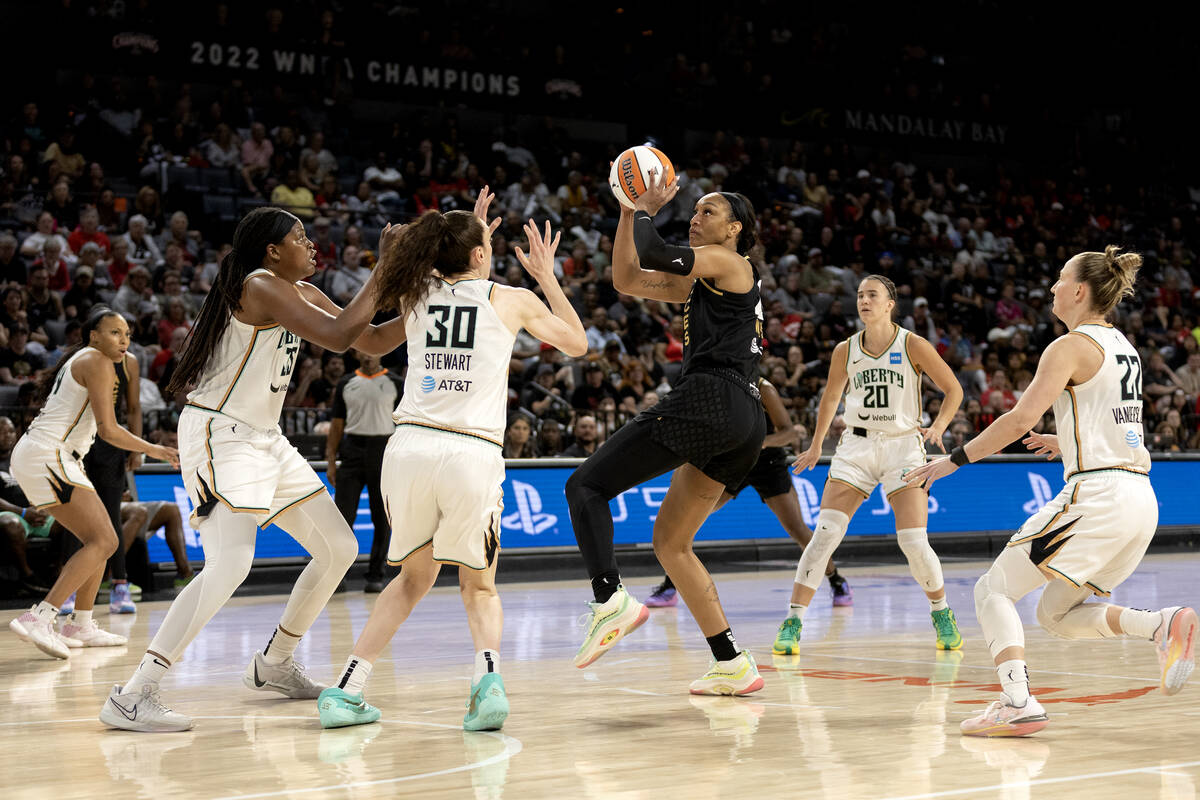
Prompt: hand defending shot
<box><xmin>473</xmin><ymin>185</ymin><xmax>502</xmax><ymax>236</ymax></box>
<box><xmin>514</xmin><ymin>220</ymin><xmax>561</xmax><ymax>285</ymax></box>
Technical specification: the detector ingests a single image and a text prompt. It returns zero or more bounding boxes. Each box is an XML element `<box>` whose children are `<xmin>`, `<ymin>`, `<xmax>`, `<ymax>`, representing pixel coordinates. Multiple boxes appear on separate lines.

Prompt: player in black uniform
<box><xmin>567</xmin><ymin>170</ymin><xmax>767</xmax><ymax>695</ymax></box>
<box><xmin>644</xmin><ymin>377</ymin><xmax>852</xmax><ymax>609</ymax></box>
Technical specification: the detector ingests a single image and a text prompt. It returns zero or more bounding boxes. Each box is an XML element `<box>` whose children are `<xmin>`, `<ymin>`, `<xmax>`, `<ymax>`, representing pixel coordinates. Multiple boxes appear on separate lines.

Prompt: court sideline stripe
<box><xmin>878</xmin><ymin>760</ymin><xmax>1200</xmax><ymax>800</ymax></box>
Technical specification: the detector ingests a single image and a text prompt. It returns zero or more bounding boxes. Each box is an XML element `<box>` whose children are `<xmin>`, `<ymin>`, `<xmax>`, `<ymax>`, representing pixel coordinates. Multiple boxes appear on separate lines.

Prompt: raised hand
<box><xmin>473</xmin><ymin>185</ymin><xmax>502</xmax><ymax>236</ymax></box>
<box><xmin>514</xmin><ymin>219</ymin><xmax>562</xmax><ymax>285</ymax></box>
<box><xmin>633</xmin><ymin>168</ymin><xmax>680</xmax><ymax>216</ymax></box>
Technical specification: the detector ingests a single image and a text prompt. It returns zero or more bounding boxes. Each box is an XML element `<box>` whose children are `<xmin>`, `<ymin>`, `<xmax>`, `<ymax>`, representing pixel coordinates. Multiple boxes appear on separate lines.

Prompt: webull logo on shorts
<box><xmin>502</xmin><ymin>480</ymin><xmax>557</xmax><ymax>535</ymax></box>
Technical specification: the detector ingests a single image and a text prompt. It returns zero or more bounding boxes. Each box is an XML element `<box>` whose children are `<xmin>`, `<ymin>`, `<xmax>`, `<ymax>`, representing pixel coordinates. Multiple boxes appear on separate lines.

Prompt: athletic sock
<box><xmin>997</xmin><ymin>659</ymin><xmax>1031</xmax><ymax>707</ymax></box>
<box><xmin>787</xmin><ymin>603</ymin><xmax>807</xmax><ymax>621</ymax></box>
<box><xmin>34</xmin><ymin>601</ymin><xmax>59</xmax><ymax>622</ymax></box>
<box><xmin>591</xmin><ymin>572</ymin><xmax>621</xmax><ymax>604</ymax></box>
<box><xmin>930</xmin><ymin>596</ymin><xmax>949</xmax><ymax>612</ymax></box>
<box><xmin>706</xmin><ymin>628</ymin><xmax>740</xmax><ymax>662</ymax></box>
<box><xmin>125</xmin><ymin>652</ymin><xmax>171</xmax><ymax>695</ymax></box>
<box><xmin>70</xmin><ymin>609</ymin><xmax>93</xmax><ymax>627</ymax></box>
<box><xmin>337</xmin><ymin>656</ymin><xmax>373</xmax><ymax>695</ymax></box>
<box><xmin>1120</xmin><ymin>607</ymin><xmax>1163</xmax><ymax>640</ymax></box>
<box><xmin>263</xmin><ymin>626</ymin><xmax>302</xmax><ymax>665</ymax></box>
<box><xmin>474</xmin><ymin>649</ymin><xmax>500</xmax><ymax>682</ymax></box>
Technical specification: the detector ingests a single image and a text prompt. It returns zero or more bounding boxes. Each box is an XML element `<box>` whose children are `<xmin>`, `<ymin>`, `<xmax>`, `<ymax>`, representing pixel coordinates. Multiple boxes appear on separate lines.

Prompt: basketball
<box><xmin>608</xmin><ymin>145</ymin><xmax>676</xmax><ymax>209</ymax></box>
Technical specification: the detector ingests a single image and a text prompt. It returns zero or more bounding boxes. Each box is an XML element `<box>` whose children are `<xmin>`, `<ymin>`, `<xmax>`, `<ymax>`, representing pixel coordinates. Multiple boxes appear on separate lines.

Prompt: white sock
<box><xmin>336</xmin><ymin>656</ymin><xmax>372</xmax><ymax>695</ymax></box>
<box><xmin>997</xmin><ymin>658</ymin><xmax>1030</xmax><ymax>706</ymax></box>
<box><xmin>1119</xmin><ymin>607</ymin><xmax>1163</xmax><ymax>640</ymax></box>
<box><xmin>70</xmin><ymin>609</ymin><xmax>93</xmax><ymax>627</ymax></box>
<box><xmin>787</xmin><ymin>603</ymin><xmax>807</xmax><ymax>621</ymax></box>
<box><xmin>474</xmin><ymin>649</ymin><xmax>500</xmax><ymax>682</ymax></box>
<box><xmin>930</xmin><ymin>596</ymin><xmax>949</xmax><ymax>612</ymax></box>
<box><xmin>262</xmin><ymin>626</ymin><xmax>302</xmax><ymax>665</ymax></box>
<box><xmin>34</xmin><ymin>602</ymin><xmax>58</xmax><ymax>622</ymax></box>
<box><xmin>125</xmin><ymin>652</ymin><xmax>171</xmax><ymax>695</ymax></box>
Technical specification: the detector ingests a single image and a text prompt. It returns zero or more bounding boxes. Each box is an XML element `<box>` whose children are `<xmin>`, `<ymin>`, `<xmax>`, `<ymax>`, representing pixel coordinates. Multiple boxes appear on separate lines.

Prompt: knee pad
<box><xmin>795</xmin><ymin>509</ymin><xmax>849</xmax><ymax>588</ymax></box>
<box><xmin>897</xmin><ymin>527</ymin><xmax>944</xmax><ymax>592</ymax></box>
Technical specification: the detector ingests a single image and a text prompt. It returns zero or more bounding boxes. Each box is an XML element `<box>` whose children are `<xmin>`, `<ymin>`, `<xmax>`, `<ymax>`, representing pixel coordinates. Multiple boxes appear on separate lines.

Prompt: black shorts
<box><xmin>633</xmin><ymin>369</ymin><xmax>766</xmax><ymax>488</ymax></box>
<box><xmin>728</xmin><ymin>448</ymin><xmax>793</xmax><ymax>501</ymax></box>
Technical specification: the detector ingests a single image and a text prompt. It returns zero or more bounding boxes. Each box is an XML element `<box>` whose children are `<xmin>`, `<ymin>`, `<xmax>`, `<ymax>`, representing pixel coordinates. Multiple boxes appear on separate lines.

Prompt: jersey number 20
<box><xmin>427</xmin><ymin>305</ymin><xmax>477</xmax><ymax>349</ymax></box>
<box><xmin>863</xmin><ymin>384</ymin><xmax>889</xmax><ymax>408</ymax></box>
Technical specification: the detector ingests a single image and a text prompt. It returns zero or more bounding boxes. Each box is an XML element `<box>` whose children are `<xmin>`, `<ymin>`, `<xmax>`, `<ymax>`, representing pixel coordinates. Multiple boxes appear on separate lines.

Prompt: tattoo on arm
<box><xmin>640</xmin><ymin>278</ymin><xmax>673</xmax><ymax>290</ymax></box>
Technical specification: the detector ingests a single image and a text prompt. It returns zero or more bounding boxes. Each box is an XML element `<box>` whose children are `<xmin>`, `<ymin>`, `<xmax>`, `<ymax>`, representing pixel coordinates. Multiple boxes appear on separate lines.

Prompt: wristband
<box><xmin>949</xmin><ymin>446</ymin><xmax>970</xmax><ymax>467</ymax></box>
<box><xmin>21</xmin><ymin>508</ymin><xmax>27</xmax><ymax>518</ymax></box>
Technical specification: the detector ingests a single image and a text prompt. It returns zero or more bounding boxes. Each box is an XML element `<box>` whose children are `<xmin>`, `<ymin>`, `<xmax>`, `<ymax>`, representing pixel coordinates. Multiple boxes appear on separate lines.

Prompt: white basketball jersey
<box><xmin>186</xmin><ymin>268</ymin><xmax>300</xmax><ymax>430</ymax></box>
<box><xmin>841</xmin><ymin>325</ymin><xmax>922</xmax><ymax>434</ymax></box>
<box><xmin>1054</xmin><ymin>323</ymin><xmax>1151</xmax><ymax>481</ymax></box>
<box><xmin>26</xmin><ymin>347</ymin><xmax>99</xmax><ymax>455</ymax></box>
<box><xmin>394</xmin><ymin>278</ymin><xmax>514</xmax><ymax>447</ymax></box>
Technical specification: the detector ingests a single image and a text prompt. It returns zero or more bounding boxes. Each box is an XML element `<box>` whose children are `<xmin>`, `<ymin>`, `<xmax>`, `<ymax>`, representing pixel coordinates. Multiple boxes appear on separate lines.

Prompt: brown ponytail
<box><xmin>1073</xmin><ymin>245</ymin><xmax>1142</xmax><ymax>316</ymax></box>
<box><xmin>374</xmin><ymin>210</ymin><xmax>484</xmax><ymax>318</ymax></box>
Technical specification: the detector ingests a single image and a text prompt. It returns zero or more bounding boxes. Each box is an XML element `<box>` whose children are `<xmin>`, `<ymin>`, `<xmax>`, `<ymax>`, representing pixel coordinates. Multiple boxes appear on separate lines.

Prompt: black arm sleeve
<box><xmin>632</xmin><ymin>211</ymin><xmax>695</xmax><ymax>275</ymax></box>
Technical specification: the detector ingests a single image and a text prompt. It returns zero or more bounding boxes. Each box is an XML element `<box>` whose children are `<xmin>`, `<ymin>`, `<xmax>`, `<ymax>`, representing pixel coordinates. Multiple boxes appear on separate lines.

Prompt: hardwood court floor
<box><xmin>2</xmin><ymin>554</ymin><xmax>1198</xmax><ymax>800</ymax></box>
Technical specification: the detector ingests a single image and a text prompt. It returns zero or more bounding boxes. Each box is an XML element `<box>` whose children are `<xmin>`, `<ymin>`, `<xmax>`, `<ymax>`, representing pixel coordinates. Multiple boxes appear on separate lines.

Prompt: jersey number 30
<box><xmin>427</xmin><ymin>305</ymin><xmax>477</xmax><ymax>349</ymax></box>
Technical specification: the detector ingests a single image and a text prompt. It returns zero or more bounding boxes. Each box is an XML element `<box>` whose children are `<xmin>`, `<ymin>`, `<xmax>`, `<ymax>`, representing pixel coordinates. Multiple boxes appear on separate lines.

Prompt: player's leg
<box><xmin>764</xmin><ymin>486</ymin><xmax>851</xmax><ymax>602</ymax></box>
<box><xmin>652</xmin><ymin>465</ymin><xmax>764</xmax><ymax>696</ymax></box>
<box><xmin>363</xmin><ymin>439</ymin><xmax>390</xmax><ymax>591</ymax></box>
<box><xmin>647</xmin><ymin>488</ymin><xmax>739</xmax><ymax>609</ymax></box>
<box><xmin>459</xmin><ymin>558</ymin><xmax>509</xmax><ymax>730</ymax></box>
<box><xmin>890</xmin><ymin>485</ymin><xmax>961</xmax><ymax>649</ymax></box>
<box><xmin>774</xmin><ymin>482</ymin><xmax>864</xmax><ymax>654</ymax></box>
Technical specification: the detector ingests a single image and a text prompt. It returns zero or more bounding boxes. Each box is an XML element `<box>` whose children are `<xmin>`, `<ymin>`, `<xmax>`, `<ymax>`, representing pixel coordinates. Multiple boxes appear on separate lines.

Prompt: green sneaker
<box><xmin>463</xmin><ymin>673</ymin><xmax>509</xmax><ymax>731</ymax></box>
<box><xmin>573</xmin><ymin>584</ymin><xmax>648</xmax><ymax>668</ymax></box>
<box><xmin>174</xmin><ymin>575</ymin><xmax>195</xmax><ymax>589</ymax></box>
<box><xmin>932</xmin><ymin>607</ymin><xmax>963</xmax><ymax>650</ymax></box>
<box><xmin>318</xmin><ymin>687</ymin><xmax>381</xmax><ymax>729</ymax></box>
<box><xmin>772</xmin><ymin>616</ymin><xmax>803</xmax><ymax>655</ymax></box>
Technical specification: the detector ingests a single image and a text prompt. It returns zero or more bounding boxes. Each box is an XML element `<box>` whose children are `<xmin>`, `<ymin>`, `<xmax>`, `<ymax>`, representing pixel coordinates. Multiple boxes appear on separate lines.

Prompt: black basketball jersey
<box><xmin>86</xmin><ymin>354</ymin><xmax>131</xmax><ymax>463</ymax></box>
<box><xmin>681</xmin><ymin>273</ymin><xmax>764</xmax><ymax>383</ymax></box>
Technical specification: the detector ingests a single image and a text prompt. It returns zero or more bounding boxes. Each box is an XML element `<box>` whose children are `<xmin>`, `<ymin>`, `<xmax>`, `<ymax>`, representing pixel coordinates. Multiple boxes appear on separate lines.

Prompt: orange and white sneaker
<box><xmin>1155</xmin><ymin>606</ymin><xmax>1197</xmax><ymax>695</ymax></box>
<box><xmin>960</xmin><ymin>697</ymin><xmax>1048</xmax><ymax>737</ymax></box>
<box><xmin>60</xmin><ymin>620</ymin><xmax>129</xmax><ymax>647</ymax></box>
<box><xmin>689</xmin><ymin>650</ymin><xmax>765</xmax><ymax>696</ymax></box>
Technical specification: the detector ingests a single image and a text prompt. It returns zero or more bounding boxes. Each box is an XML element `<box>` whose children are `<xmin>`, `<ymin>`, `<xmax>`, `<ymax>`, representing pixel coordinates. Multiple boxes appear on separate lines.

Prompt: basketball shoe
<box><xmin>829</xmin><ymin>572</ymin><xmax>853</xmax><ymax>606</ymax></box>
<box><xmin>9</xmin><ymin>611</ymin><xmax>70</xmax><ymax>659</ymax></box>
<box><xmin>100</xmin><ymin>682</ymin><xmax>193</xmax><ymax>732</ymax></box>
<box><xmin>57</xmin><ymin>593</ymin><xmax>75</xmax><ymax>616</ymax></box>
<box><xmin>573</xmin><ymin>585</ymin><xmax>648</xmax><ymax>668</ymax></box>
<box><xmin>1155</xmin><ymin>606</ymin><xmax>1197</xmax><ymax>695</ymax></box>
<box><xmin>645</xmin><ymin>579</ymin><xmax>678</xmax><ymax>608</ymax></box>
<box><xmin>317</xmin><ymin>687</ymin><xmax>381</xmax><ymax>729</ymax></box>
<box><xmin>690</xmin><ymin>650</ymin><xmax>765</xmax><ymax>696</ymax></box>
<box><xmin>932</xmin><ymin>607</ymin><xmax>963</xmax><ymax>650</ymax></box>
<box><xmin>463</xmin><ymin>673</ymin><xmax>509</xmax><ymax>731</ymax></box>
<box><xmin>60</xmin><ymin>619</ymin><xmax>128</xmax><ymax>647</ymax></box>
<box><xmin>109</xmin><ymin>582</ymin><xmax>136</xmax><ymax>614</ymax></box>
<box><xmin>960</xmin><ymin>697</ymin><xmax>1048</xmax><ymax>737</ymax></box>
<box><xmin>243</xmin><ymin>650</ymin><xmax>327</xmax><ymax>698</ymax></box>
<box><xmin>772</xmin><ymin>616</ymin><xmax>803</xmax><ymax>655</ymax></box>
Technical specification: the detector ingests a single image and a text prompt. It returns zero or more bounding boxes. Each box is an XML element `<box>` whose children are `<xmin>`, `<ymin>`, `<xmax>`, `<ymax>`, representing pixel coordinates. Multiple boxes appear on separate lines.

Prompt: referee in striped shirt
<box><xmin>326</xmin><ymin>350</ymin><xmax>404</xmax><ymax>592</ymax></box>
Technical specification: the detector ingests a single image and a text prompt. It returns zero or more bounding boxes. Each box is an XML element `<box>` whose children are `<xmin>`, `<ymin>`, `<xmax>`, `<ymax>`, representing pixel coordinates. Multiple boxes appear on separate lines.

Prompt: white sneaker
<box><xmin>61</xmin><ymin>620</ymin><xmax>128</xmax><ymax>647</ymax></box>
<box><xmin>243</xmin><ymin>650</ymin><xmax>327</xmax><ymax>699</ymax></box>
<box><xmin>10</xmin><ymin>611</ymin><xmax>70</xmax><ymax>659</ymax></box>
<box><xmin>960</xmin><ymin>696</ymin><xmax>1049</xmax><ymax>737</ymax></box>
<box><xmin>689</xmin><ymin>650</ymin><xmax>765</xmax><ymax>696</ymax></box>
<box><xmin>99</xmin><ymin>683</ymin><xmax>193</xmax><ymax>732</ymax></box>
<box><xmin>1155</xmin><ymin>606</ymin><xmax>1197</xmax><ymax>695</ymax></box>
<box><xmin>573</xmin><ymin>585</ymin><xmax>649</xmax><ymax>668</ymax></box>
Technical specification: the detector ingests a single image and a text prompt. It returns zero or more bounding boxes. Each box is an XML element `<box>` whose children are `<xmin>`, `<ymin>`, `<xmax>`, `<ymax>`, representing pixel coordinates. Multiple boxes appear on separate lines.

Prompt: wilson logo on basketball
<box><xmin>620</xmin><ymin>156</ymin><xmax>638</xmax><ymax>195</ymax></box>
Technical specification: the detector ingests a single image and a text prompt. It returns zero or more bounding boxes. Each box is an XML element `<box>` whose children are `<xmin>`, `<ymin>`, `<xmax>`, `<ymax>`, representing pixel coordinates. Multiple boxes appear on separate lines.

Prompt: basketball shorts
<box><xmin>1007</xmin><ymin>472</ymin><xmax>1157</xmax><ymax>596</ymax></box>
<box><xmin>383</xmin><ymin>424</ymin><xmax>504</xmax><ymax>571</ymax></box>
<box><xmin>827</xmin><ymin>428</ymin><xmax>926</xmax><ymax>499</ymax></box>
<box><xmin>10</xmin><ymin>433</ymin><xmax>95</xmax><ymax>508</ymax></box>
<box><xmin>178</xmin><ymin>408</ymin><xmax>326</xmax><ymax>528</ymax></box>
<box><xmin>727</xmin><ymin>448</ymin><xmax>793</xmax><ymax>501</ymax></box>
<box><xmin>634</xmin><ymin>369</ymin><xmax>766</xmax><ymax>489</ymax></box>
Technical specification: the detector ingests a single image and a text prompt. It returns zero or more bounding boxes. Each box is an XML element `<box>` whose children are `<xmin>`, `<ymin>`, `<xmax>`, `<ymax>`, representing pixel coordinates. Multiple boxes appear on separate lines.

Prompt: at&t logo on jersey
<box><xmin>1124</xmin><ymin>430</ymin><xmax>1141</xmax><ymax>448</ymax></box>
<box><xmin>420</xmin><ymin>375</ymin><xmax>436</xmax><ymax>394</ymax></box>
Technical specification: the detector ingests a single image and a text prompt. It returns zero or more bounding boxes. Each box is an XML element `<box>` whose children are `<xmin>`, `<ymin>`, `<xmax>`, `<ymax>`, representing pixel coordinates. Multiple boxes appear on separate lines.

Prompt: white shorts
<box><xmin>827</xmin><ymin>428</ymin><xmax>926</xmax><ymax>499</ymax></box>
<box><xmin>179</xmin><ymin>408</ymin><xmax>326</xmax><ymax>528</ymax></box>
<box><xmin>1007</xmin><ymin>472</ymin><xmax>1157</xmax><ymax>596</ymax></box>
<box><xmin>10</xmin><ymin>434</ymin><xmax>95</xmax><ymax>508</ymax></box>
<box><xmin>383</xmin><ymin>425</ymin><xmax>504</xmax><ymax>571</ymax></box>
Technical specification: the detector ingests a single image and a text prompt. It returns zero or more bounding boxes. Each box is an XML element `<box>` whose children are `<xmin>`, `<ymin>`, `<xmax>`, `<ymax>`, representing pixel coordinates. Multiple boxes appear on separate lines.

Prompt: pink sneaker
<box><xmin>1155</xmin><ymin>606</ymin><xmax>1197</xmax><ymax>695</ymax></box>
<box><xmin>645</xmin><ymin>580</ymin><xmax>678</xmax><ymax>608</ymax></box>
<box><xmin>8</xmin><ymin>612</ymin><xmax>70</xmax><ymax>659</ymax></box>
<box><xmin>961</xmin><ymin>697</ymin><xmax>1048</xmax><ymax>738</ymax></box>
<box><xmin>60</xmin><ymin>620</ymin><xmax>128</xmax><ymax>647</ymax></box>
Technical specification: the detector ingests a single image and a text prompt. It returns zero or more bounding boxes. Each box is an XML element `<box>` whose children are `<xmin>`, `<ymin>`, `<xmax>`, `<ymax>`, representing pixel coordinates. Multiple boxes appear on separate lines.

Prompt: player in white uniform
<box><xmin>8</xmin><ymin>306</ymin><xmax>178</xmax><ymax>659</ymax></box>
<box><xmin>317</xmin><ymin>191</ymin><xmax>586</xmax><ymax>732</ymax></box>
<box><xmin>909</xmin><ymin>246</ymin><xmax>1197</xmax><ymax>737</ymax></box>
<box><xmin>102</xmin><ymin>207</ymin><xmax>407</xmax><ymax>732</ymax></box>
<box><xmin>782</xmin><ymin>275</ymin><xmax>965</xmax><ymax>655</ymax></box>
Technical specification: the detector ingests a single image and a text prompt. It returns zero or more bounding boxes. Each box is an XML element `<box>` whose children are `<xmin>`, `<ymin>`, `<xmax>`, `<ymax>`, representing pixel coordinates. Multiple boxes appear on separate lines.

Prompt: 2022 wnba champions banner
<box><xmin>133</xmin><ymin>459</ymin><xmax>1198</xmax><ymax>564</ymax></box>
